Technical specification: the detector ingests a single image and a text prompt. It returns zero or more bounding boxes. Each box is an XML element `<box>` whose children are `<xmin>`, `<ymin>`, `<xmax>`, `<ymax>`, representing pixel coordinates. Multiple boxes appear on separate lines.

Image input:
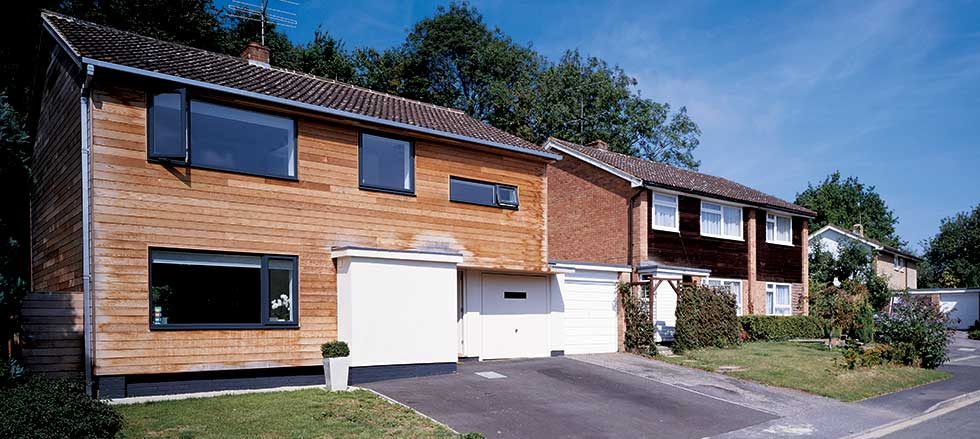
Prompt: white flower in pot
<box><xmin>321</xmin><ymin>341</ymin><xmax>350</xmax><ymax>391</ymax></box>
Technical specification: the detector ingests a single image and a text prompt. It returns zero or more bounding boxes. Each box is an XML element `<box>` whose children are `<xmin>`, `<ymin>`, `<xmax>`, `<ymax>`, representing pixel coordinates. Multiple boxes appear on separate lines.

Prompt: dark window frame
<box><xmin>449</xmin><ymin>176</ymin><xmax>519</xmax><ymax>210</ymax></box>
<box><xmin>357</xmin><ymin>131</ymin><xmax>416</xmax><ymax>196</ymax></box>
<box><xmin>146</xmin><ymin>88</ymin><xmax>300</xmax><ymax>182</ymax></box>
<box><xmin>147</xmin><ymin>248</ymin><xmax>300</xmax><ymax>331</ymax></box>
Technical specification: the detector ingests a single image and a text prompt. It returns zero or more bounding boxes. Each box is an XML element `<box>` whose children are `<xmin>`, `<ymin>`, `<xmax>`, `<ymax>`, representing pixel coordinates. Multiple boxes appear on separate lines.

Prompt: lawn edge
<box><xmin>360</xmin><ymin>386</ymin><xmax>460</xmax><ymax>435</ymax></box>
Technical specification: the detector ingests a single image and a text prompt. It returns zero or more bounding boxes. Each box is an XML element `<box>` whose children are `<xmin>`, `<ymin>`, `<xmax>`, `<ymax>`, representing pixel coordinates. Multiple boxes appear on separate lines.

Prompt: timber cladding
<box><xmin>88</xmin><ymin>84</ymin><xmax>548</xmax><ymax>376</ymax></box>
<box><xmin>755</xmin><ymin>209</ymin><xmax>805</xmax><ymax>284</ymax></box>
<box><xmin>647</xmin><ymin>194</ymin><xmax>749</xmax><ymax>279</ymax></box>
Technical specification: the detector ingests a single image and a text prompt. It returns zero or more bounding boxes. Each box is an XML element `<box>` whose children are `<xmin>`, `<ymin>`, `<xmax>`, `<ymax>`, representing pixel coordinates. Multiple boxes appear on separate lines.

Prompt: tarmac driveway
<box><xmin>363</xmin><ymin>357</ymin><xmax>775</xmax><ymax>438</ymax></box>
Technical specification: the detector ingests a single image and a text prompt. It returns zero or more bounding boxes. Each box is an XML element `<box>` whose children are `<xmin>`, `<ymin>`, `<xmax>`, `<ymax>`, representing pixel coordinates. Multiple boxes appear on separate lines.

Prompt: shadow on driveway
<box><xmin>364</xmin><ymin>357</ymin><xmax>775</xmax><ymax>438</ymax></box>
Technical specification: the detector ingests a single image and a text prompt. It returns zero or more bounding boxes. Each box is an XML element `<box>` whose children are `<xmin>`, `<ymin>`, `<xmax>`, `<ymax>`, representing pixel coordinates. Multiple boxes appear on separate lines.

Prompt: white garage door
<box><xmin>562</xmin><ymin>270</ymin><xmax>619</xmax><ymax>354</ymax></box>
<box><xmin>482</xmin><ymin>274</ymin><xmax>549</xmax><ymax>359</ymax></box>
<box><xmin>941</xmin><ymin>293</ymin><xmax>979</xmax><ymax>330</ymax></box>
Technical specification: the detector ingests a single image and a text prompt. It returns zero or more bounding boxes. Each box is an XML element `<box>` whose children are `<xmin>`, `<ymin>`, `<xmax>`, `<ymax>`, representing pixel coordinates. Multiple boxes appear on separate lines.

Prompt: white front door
<box><xmin>481</xmin><ymin>274</ymin><xmax>549</xmax><ymax>359</ymax></box>
<box><xmin>654</xmin><ymin>280</ymin><xmax>678</xmax><ymax>342</ymax></box>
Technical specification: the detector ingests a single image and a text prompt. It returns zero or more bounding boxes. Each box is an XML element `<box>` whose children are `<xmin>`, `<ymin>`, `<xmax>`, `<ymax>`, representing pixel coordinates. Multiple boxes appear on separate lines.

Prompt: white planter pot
<box><xmin>323</xmin><ymin>357</ymin><xmax>350</xmax><ymax>391</ymax></box>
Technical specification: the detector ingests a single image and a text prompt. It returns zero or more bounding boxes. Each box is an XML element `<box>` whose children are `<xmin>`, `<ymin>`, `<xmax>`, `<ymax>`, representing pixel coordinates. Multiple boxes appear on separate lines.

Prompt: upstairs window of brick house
<box><xmin>652</xmin><ymin>192</ymin><xmax>679</xmax><ymax>232</ymax></box>
<box><xmin>766</xmin><ymin>213</ymin><xmax>793</xmax><ymax>245</ymax></box>
<box><xmin>701</xmin><ymin>201</ymin><xmax>742</xmax><ymax>240</ymax></box>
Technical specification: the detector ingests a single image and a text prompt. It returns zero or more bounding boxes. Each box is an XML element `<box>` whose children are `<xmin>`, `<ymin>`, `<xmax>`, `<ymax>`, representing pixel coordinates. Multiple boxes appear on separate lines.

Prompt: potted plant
<box><xmin>321</xmin><ymin>341</ymin><xmax>350</xmax><ymax>391</ymax></box>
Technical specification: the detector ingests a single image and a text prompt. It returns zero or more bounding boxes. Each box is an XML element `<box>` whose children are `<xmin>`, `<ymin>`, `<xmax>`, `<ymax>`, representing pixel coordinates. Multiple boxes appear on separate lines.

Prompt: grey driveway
<box><xmin>363</xmin><ymin>356</ymin><xmax>775</xmax><ymax>438</ymax></box>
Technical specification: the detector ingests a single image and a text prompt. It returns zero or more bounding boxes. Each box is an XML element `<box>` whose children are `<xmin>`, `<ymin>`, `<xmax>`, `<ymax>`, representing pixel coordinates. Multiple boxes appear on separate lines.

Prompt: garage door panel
<box><xmin>941</xmin><ymin>293</ymin><xmax>979</xmax><ymax>330</ymax></box>
<box><xmin>562</xmin><ymin>271</ymin><xmax>621</xmax><ymax>355</ymax></box>
<box><xmin>481</xmin><ymin>274</ymin><xmax>549</xmax><ymax>360</ymax></box>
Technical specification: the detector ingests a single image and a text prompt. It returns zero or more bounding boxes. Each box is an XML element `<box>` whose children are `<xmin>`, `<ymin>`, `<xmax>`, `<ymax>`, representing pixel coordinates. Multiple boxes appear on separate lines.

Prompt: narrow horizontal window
<box><xmin>766</xmin><ymin>213</ymin><xmax>793</xmax><ymax>245</ymax></box>
<box><xmin>150</xmin><ymin>249</ymin><xmax>298</xmax><ymax>329</ymax></box>
<box><xmin>359</xmin><ymin>132</ymin><xmax>414</xmax><ymax>194</ymax></box>
<box><xmin>504</xmin><ymin>291</ymin><xmax>527</xmax><ymax>300</ymax></box>
<box><xmin>450</xmin><ymin>177</ymin><xmax>519</xmax><ymax>209</ymax></box>
<box><xmin>701</xmin><ymin>201</ymin><xmax>742</xmax><ymax>240</ymax></box>
<box><xmin>652</xmin><ymin>192</ymin><xmax>679</xmax><ymax>231</ymax></box>
<box><xmin>147</xmin><ymin>91</ymin><xmax>297</xmax><ymax>179</ymax></box>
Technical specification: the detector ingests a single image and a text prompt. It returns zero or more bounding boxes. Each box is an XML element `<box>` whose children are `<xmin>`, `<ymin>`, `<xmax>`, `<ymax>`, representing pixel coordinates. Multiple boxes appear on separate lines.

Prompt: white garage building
<box><xmin>905</xmin><ymin>288</ymin><xmax>980</xmax><ymax>330</ymax></box>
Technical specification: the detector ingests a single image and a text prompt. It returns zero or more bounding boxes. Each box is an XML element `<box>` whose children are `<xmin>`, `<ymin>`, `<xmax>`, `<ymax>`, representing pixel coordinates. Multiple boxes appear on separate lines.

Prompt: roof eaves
<box><xmin>544</xmin><ymin>138</ymin><xmax>642</xmax><ymax>186</ymax></box>
<box><xmin>40</xmin><ymin>12</ymin><xmax>82</xmax><ymax>69</ymax></box>
<box><xmin>79</xmin><ymin>57</ymin><xmax>561</xmax><ymax>161</ymax></box>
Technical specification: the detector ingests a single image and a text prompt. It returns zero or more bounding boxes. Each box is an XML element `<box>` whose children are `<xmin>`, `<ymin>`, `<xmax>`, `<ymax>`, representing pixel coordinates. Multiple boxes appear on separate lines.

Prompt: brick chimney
<box><xmin>241</xmin><ymin>41</ymin><xmax>270</xmax><ymax>68</ymax></box>
<box><xmin>851</xmin><ymin>223</ymin><xmax>864</xmax><ymax>236</ymax></box>
<box><xmin>586</xmin><ymin>140</ymin><xmax>609</xmax><ymax>151</ymax></box>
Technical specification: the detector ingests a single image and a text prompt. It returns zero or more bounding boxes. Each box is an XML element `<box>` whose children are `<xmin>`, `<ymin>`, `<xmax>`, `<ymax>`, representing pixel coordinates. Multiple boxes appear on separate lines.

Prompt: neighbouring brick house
<box><xmin>808</xmin><ymin>224</ymin><xmax>920</xmax><ymax>291</ymax></box>
<box><xmin>544</xmin><ymin>138</ymin><xmax>816</xmax><ymax>342</ymax></box>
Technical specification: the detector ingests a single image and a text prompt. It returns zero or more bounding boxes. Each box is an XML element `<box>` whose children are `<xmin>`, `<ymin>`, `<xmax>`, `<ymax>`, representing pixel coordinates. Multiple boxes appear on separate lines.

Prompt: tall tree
<box><xmin>920</xmin><ymin>206</ymin><xmax>980</xmax><ymax>288</ymax></box>
<box><xmin>795</xmin><ymin>172</ymin><xmax>903</xmax><ymax>248</ymax></box>
<box><xmin>533</xmin><ymin>50</ymin><xmax>700</xmax><ymax>169</ymax></box>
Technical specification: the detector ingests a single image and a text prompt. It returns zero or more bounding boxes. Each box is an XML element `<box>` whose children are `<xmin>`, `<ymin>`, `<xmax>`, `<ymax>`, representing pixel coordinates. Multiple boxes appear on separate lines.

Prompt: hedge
<box><xmin>738</xmin><ymin>315</ymin><xmax>825</xmax><ymax>341</ymax></box>
<box><xmin>0</xmin><ymin>377</ymin><xmax>122</xmax><ymax>439</ymax></box>
<box><xmin>673</xmin><ymin>284</ymin><xmax>739</xmax><ymax>352</ymax></box>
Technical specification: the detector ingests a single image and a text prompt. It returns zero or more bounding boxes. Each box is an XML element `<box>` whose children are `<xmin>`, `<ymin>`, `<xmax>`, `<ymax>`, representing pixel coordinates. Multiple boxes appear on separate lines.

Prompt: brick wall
<box><xmin>547</xmin><ymin>152</ymin><xmax>635</xmax><ymax>265</ymax></box>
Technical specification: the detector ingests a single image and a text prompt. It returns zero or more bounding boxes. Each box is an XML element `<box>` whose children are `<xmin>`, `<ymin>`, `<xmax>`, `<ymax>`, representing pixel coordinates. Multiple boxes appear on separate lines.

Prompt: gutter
<box><xmin>80</xmin><ymin>63</ymin><xmax>95</xmax><ymax>396</ymax></box>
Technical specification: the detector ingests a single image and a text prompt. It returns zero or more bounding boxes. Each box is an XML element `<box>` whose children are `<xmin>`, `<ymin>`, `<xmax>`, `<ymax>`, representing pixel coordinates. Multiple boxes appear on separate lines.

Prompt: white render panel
<box><xmin>560</xmin><ymin>269</ymin><xmax>620</xmax><ymax>354</ymax></box>
<box><xmin>336</xmin><ymin>256</ymin><xmax>458</xmax><ymax>367</ymax></box>
<box><xmin>941</xmin><ymin>292</ymin><xmax>979</xmax><ymax>330</ymax></box>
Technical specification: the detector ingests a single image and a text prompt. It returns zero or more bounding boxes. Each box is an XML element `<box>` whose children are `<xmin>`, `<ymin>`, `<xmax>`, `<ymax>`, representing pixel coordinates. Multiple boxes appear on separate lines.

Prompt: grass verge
<box><xmin>116</xmin><ymin>388</ymin><xmax>457</xmax><ymax>439</ymax></box>
<box><xmin>658</xmin><ymin>341</ymin><xmax>950</xmax><ymax>402</ymax></box>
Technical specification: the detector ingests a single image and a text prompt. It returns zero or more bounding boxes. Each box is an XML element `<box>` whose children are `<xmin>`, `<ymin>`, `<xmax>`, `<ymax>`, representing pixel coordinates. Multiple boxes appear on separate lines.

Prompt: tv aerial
<box><xmin>227</xmin><ymin>0</ymin><xmax>299</xmax><ymax>45</ymax></box>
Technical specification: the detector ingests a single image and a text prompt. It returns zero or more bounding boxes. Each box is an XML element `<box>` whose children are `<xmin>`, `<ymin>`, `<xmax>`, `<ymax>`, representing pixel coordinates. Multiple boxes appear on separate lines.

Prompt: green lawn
<box><xmin>659</xmin><ymin>342</ymin><xmax>950</xmax><ymax>402</ymax></box>
<box><xmin>116</xmin><ymin>388</ymin><xmax>457</xmax><ymax>439</ymax></box>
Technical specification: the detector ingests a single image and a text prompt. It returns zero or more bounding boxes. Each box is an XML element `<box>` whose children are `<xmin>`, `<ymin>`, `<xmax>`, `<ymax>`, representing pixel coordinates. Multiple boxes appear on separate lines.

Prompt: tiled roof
<box><xmin>546</xmin><ymin>138</ymin><xmax>816</xmax><ymax>217</ymax></box>
<box><xmin>41</xmin><ymin>11</ymin><xmax>552</xmax><ymax>157</ymax></box>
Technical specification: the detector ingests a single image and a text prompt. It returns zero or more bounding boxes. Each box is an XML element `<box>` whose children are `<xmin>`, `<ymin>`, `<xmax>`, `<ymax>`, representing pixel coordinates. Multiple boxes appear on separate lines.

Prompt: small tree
<box><xmin>618</xmin><ymin>282</ymin><xmax>653</xmax><ymax>352</ymax></box>
<box><xmin>809</xmin><ymin>281</ymin><xmax>868</xmax><ymax>347</ymax></box>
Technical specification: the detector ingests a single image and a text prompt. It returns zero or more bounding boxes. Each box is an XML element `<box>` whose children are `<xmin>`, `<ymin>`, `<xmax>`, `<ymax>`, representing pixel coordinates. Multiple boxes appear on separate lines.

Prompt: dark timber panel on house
<box><xmin>24</xmin><ymin>45</ymin><xmax>85</xmax><ymax>377</ymax></box>
<box><xmin>756</xmin><ymin>209</ymin><xmax>805</xmax><ymax>283</ymax></box>
<box><xmin>647</xmin><ymin>194</ymin><xmax>749</xmax><ymax>279</ymax></box>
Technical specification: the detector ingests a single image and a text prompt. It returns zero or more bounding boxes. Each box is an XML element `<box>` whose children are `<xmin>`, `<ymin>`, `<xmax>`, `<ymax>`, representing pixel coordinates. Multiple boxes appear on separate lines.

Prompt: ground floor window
<box><xmin>149</xmin><ymin>249</ymin><xmax>298</xmax><ymax>329</ymax></box>
<box><xmin>705</xmin><ymin>278</ymin><xmax>743</xmax><ymax>315</ymax></box>
<box><xmin>766</xmin><ymin>283</ymin><xmax>792</xmax><ymax>316</ymax></box>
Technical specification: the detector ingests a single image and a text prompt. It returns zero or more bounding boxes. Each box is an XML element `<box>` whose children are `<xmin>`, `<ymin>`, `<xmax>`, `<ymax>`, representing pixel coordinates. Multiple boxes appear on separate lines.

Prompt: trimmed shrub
<box><xmin>875</xmin><ymin>293</ymin><xmax>952</xmax><ymax>369</ymax></box>
<box><xmin>321</xmin><ymin>341</ymin><xmax>350</xmax><ymax>358</ymax></box>
<box><xmin>619</xmin><ymin>282</ymin><xmax>654</xmax><ymax>352</ymax></box>
<box><xmin>838</xmin><ymin>341</ymin><xmax>903</xmax><ymax>369</ymax></box>
<box><xmin>739</xmin><ymin>315</ymin><xmax>825</xmax><ymax>341</ymax></box>
<box><xmin>673</xmin><ymin>284</ymin><xmax>739</xmax><ymax>353</ymax></box>
<box><xmin>0</xmin><ymin>377</ymin><xmax>122</xmax><ymax>439</ymax></box>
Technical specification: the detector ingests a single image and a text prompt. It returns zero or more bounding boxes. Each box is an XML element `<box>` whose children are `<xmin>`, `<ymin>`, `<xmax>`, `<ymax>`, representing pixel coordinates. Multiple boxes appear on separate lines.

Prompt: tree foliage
<box><xmin>920</xmin><ymin>205</ymin><xmax>980</xmax><ymax>288</ymax></box>
<box><xmin>809</xmin><ymin>241</ymin><xmax>891</xmax><ymax>311</ymax></box>
<box><xmin>795</xmin><ymin>172</ymin><xmax>903</xmax><ymax>248</ymax></box>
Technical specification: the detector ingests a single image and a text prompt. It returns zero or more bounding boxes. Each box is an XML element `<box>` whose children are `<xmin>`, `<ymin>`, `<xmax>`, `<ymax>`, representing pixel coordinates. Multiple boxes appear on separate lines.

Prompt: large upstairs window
<box><xmin>148</xmin><ymin>90</ymin><xmax>297</xmax><ymax>179</ymax></box>
<box><xmin>700</xmin><ymin>201</ymin><xmax>743</xmax><ymax>240</ymax></box>
<box><xmin>766</xmin><ymin>212</ymin><xmax>793</xmax><ymax>245</ymax></box>
<box><xmin>359</xmin><ymin>132</ymin><xmax>414</xmax><ymax>195</ymax></box>
<box><xmin>149</xmin><ymin>249</ymin><xmax>298</xmax><ymax>329</ymax></box>
<box><xmin>651</xmin><ymin>192</ymin><xmax>679</xmax><ymax>232</ymax></box>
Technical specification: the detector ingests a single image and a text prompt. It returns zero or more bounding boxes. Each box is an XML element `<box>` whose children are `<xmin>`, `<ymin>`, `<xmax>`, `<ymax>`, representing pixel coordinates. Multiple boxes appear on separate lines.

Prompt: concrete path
<box><xmin>570</xmin><ymin>353</ymin><xmax>901</xmax><ymax>438</ymax></box>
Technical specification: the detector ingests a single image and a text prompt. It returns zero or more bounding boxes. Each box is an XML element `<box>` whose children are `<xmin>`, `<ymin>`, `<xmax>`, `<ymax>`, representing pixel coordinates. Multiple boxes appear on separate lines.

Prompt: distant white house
<box><xmin>808</xmin><ymin>224</ymin><xmax>920</xmax><ymax>291</ymax></box>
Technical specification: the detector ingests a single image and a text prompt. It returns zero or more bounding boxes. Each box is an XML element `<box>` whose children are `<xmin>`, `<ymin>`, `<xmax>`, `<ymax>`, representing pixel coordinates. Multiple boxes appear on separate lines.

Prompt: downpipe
<box><xmin>80</xmin><ymin>64</ymin><xmax>95</xmax><ymax>396</ymax></box>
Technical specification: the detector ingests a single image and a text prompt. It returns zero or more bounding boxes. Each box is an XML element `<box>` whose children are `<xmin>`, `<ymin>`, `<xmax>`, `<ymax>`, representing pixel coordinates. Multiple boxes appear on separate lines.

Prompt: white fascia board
<box><xmin>808</xmin><ymin>225</ymin><xmax>883</xmax><ymax>250</ymax></box>
<box><xmin>549</xmin><ymin>261</ymin><xmax>631</xmax><ymax>273</ymax></box>
<box><xmin>544</xmin><ymin>140</ymin><xmax>643</xmax><ymax>187</ymax></box>
<box><xmin>907</xmin><ymin>288</ymin><xmax>980</xmax><ymax>295</ymax></box>
<box><xmin>331</xmin><ymin>247</ymin><xmax>464</xmax><ymax>264</ymax></box>
<box><xmin>73</xmin><ymin>56</ymin><xmax>560</xmax><ymax>161</ymax></box>
<box><xmin>638</xmin><ymin>264</ymin><xmax>711</xmax><ymax>278</ymax></box>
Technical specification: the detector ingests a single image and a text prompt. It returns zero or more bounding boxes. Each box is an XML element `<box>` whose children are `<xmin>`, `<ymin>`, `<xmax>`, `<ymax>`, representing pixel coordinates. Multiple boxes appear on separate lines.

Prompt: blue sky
<box><xmin>234</xmin><ymin>0</ymin><xmax>980</xmax><ymax>252</ymax></box>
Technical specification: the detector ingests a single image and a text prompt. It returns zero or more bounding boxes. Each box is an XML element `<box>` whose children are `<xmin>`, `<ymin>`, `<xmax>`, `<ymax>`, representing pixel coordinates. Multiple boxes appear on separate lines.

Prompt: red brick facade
<box><xmin>547</xmin><ymin>151</ymin><xmax>635</xmax><ymax>265</ymax></box>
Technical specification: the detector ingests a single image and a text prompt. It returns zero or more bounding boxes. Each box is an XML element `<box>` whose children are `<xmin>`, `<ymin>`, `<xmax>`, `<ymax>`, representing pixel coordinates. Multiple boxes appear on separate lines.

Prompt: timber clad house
<box><xmin>27</xmin><ymin>11</ymin><xmax>818</xmax><ymax>399</ymax></box>
<box><xmin>544</xmin><ymin>138</ymin><xmax>816</xmax><ymax>341</ymax></box>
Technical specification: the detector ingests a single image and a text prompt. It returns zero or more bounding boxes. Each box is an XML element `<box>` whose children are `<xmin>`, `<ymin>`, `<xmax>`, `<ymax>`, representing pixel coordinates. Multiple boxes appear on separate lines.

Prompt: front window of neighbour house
<box><xmin>359</xmin><ymin>132</ymin><xmax>414</xmax><ymax>194</ymax></box>
<box><xmin>652</xmin><ymin>192</ymin><xmax>679</xmax><ymax>231</ymax></box>
<box><xmin>148</xmin><ymin>91</ymin><xmax>297</xmax><ymax>179</ymax></box>
<box><xmin>701</xmin><ymin>201</ymin><xmax>742</xmax><ymax>240</ymax></box>
<box><xmin>449</xmin><ymin>177</ymin><xmax>519</xmax><ymax>209</ymax></box>
<box><xmin>149</xmin><ymin>249</ymin><xmax>298</xmax><ymax>328</ymax></box>
<box><xmin>766</xmin><ymin>283</ymin><xmax>792</xmax><ymax>316</ymax></box>
<box><xmin>894</xmin><ymin>255</ymin><xmax>906</xmax><ymax>272</ymax></box>
<box><xmin>766</xmin><ymin>213</ymin><xmax>793</xmax><ymax>245</ymax></box>
<box><xmin>706</xmin><ymin>279</ymin><xmax>743</xmax><ymax>316</ymax></box>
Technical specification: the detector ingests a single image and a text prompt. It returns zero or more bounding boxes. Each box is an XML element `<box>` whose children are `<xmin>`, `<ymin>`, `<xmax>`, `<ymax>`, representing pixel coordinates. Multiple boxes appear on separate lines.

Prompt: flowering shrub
<box><xmin>875</xmin><ymin>293</ymin><xmax>952</xmax><ymax>369</ymax></box>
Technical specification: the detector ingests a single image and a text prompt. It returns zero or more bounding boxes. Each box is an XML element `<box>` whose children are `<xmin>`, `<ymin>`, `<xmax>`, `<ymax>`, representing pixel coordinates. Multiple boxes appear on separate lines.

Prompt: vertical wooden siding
<box><xmin>88</xmin><ymin>84</ymin><xmax>548</xmax><ymax>376</ymax></box>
